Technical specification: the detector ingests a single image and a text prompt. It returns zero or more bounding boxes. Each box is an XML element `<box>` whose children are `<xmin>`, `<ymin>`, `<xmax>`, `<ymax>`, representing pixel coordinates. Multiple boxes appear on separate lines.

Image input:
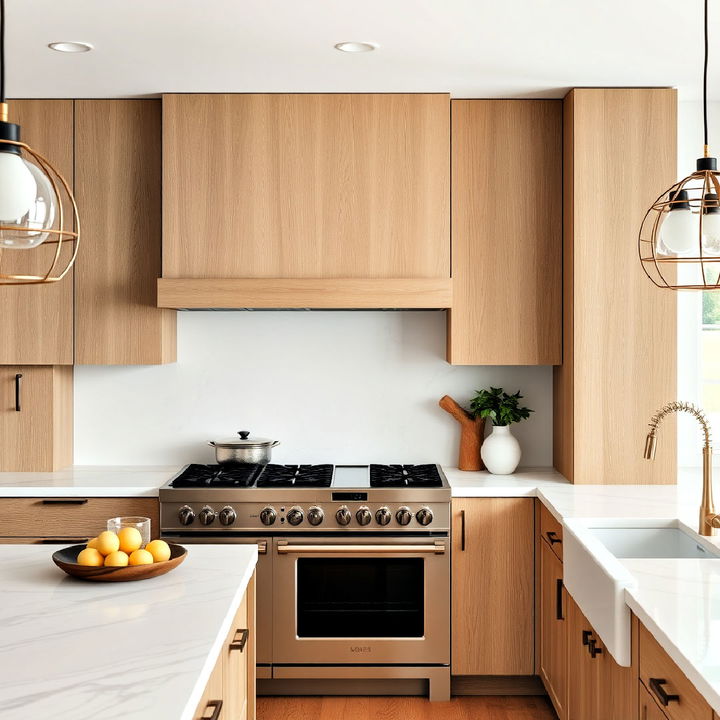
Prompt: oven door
<box><xmin>272</xmin><ymin>535</ymin><xmax>449</xmax><ymax>665</ymax></box>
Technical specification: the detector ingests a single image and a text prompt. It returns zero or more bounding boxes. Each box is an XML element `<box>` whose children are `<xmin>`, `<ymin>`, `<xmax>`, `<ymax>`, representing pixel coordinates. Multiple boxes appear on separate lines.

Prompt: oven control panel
<box><xmin>161</xmin><ymin>500</ymin><xmax>450</xmax><ymax>533</ymax></box>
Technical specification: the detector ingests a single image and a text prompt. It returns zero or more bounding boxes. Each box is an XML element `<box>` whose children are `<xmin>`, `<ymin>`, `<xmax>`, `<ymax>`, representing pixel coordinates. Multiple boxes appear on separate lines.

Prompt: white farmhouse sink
<box><xmin>563</xmin><ymin>518</ymin><xmax>720</xmax><ymax>667</ymax></box>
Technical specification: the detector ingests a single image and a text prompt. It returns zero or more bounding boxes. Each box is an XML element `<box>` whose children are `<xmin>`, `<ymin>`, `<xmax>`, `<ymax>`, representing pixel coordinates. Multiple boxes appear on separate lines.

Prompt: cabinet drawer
<box><xmin>540</xmin><ymin>503</ymin><xmax>563</xmax><ymax>560</ymax></box>
<box><xmin>641</xmin><ymin>680</ymin><xmax>671</xmax><ymax>720</ymax></box>
<box><xmin>639</xmin><ymin>624</ymin><xmax>713</xmax><ymax>720</ymax></box>
<box><xmin>0</xmin><ymin>497</ymin><xmax>159</xmax><ymax>539</ymax></box>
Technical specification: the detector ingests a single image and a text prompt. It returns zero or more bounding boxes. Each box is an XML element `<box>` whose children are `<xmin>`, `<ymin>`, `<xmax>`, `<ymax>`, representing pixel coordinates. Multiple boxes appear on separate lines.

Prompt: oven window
<box><xmin>296</xmin><ymin>558</ymin><xmax>424</xmax><ymax>638</ymax></box>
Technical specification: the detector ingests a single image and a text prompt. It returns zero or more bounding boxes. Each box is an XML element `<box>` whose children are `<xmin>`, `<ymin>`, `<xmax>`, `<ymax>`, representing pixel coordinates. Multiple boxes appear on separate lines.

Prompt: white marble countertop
<box><xmin>0</xmin><ymin>543</ymin><xmax>257</xmax><ymax>720</ymax></box>
<box><xmin>0</xmin><ymin>466</ymin><xmax>181</xmax><ymax>497</ymax></box>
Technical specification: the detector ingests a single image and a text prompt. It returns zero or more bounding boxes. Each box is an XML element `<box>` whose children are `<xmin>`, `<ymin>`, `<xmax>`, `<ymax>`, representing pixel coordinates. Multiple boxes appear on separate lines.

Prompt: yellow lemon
<box><xmin>77</xmin><ymin>548</ymin><xmax>104</xmax><ymax>567</ymax></box>
<box><xmin>86</xmin><ymin>537</ymin><xmax>98</xmax><ymax>550</ymax></box>
<box><xmin>95</xmin><ymin>531</ymin><xmax>120</xmax><ymax>556</ymax></box>
<box><xmin>117</xmin><ymin>527</ymin><xmax>143</xmax><ymax>554</ymax></box>
<box><xmin>104</xmin><ymin>550</ymin><xmax>129</xmax><ymax>567</ymax></box>
<box><xmin>128</xmin><ymin>549</ymin><xmax>154</xmax><ymax>566</ymax></box>
<box><xmin>145</xmin><ymin>539</ymin><xmax>171</xmax><ymax>563</ymax></box>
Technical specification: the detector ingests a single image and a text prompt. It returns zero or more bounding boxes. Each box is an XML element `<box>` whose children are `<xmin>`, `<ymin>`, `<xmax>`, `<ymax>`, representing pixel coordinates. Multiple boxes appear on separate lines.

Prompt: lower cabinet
<box><xmin>451</xmin><ymin>497</ymin><xmax>534</xmax><ymax>675</ymax></box>
<box><xmin>195</xmin><ymin>573</ymin><xmax>256</xmax><ymax>720</ymax></box>
<box><xmin>539</xmin><ymin>534</ymin><xmax>567</xmax><ymax>719</ymax></box>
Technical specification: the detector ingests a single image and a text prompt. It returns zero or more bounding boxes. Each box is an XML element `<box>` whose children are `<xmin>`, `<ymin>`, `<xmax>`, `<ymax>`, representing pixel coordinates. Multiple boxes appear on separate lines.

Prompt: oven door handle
<box><xmin>276</xmin><ymin>541</ymin><xmax>446</xmax><ymax>554</ymax></box>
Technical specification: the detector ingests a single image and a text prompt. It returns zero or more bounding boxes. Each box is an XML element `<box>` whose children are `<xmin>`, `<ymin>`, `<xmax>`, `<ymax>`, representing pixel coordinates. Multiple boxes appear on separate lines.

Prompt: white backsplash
<box><xmin>74</xmin><ymin>311</ymin><xmax>553</xmax><ymax>466</ymax></box>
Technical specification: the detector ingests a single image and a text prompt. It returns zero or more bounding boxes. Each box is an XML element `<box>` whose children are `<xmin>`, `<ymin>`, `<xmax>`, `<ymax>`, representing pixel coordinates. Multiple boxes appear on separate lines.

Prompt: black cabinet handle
<box><xmin>38</xmin><ymin>538</ymin><xmax>90</xmax><ymax>544</ymax></box>
<box><xmin>200</xmin><ymin>700</ymin><xmax>223</xmax><ymax>720</ymax></box>
<box><xmin>588</xmin><ymin>638</ymin><xmax>603</xmax><ymax>658</ymax></box>
<box><xmin>582</xmin><ymin>630</ymin><xmax>592</xmax><ymax>646</ymax></box>
<box><xmin>41</xmin><ymin>498</ymin><xmax>88</xmax><ymax>505</ymax></box>
<box><xmin>14</xmin><ymin>373</ymin><xmax>22</xmax><ymax>412</ymax></box>
<box><xmin>460</xmin><ymin>509</ymin><xmax>466</xmax><ymax>551</ymax></box>
<box><xmin>546</xmin><ymin>530</ymin><xmax>562</xmax><ymax>545</ymax></box>
<box><xmin>556</xmin><ymin>578</ymin><xmax>564</xmax><ymax>620</ymax></box>
<box><xmin>649</xmin><ymin>678</ymin><xmax>680</xmax><ymax>706</ymax></box>
<box><xmin>229</xmin><ymin>628</ymin><xmax>249</xmax><ymax>653</ymax></box>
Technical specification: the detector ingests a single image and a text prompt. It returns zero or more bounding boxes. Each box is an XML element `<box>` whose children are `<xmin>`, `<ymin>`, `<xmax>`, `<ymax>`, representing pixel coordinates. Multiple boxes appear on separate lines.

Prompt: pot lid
<box><xmin>210</xmin><ymin>430</ymin><xmax>277</xmax><ymax>448</ymax></box>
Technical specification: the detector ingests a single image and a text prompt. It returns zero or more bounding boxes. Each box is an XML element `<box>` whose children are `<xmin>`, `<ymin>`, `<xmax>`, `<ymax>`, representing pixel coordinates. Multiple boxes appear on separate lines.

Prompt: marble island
<box><xmin>0</xmin><ymin>544</ymin><xmax>257</xmax><ymax>720</ymax></box>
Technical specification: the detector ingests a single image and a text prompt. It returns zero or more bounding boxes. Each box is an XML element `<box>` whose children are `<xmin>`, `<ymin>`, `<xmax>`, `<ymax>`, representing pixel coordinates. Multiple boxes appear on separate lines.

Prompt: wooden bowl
<box><xmin>52</xmin><ymin>543</ymin><xmax>187</xmax><ymax>582</ymax></box>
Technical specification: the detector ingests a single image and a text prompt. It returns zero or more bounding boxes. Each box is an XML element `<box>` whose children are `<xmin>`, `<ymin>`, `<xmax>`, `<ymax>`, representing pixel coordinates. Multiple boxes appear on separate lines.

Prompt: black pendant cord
<box><xmin>705</xmin><ymin>0</ymin><xmax>710</xmax><ymax>154</ymax></box>
<box><xmin>0</xmin><ymin>0</ymin><xmax>5</xmax><ymax>103</ymax></box>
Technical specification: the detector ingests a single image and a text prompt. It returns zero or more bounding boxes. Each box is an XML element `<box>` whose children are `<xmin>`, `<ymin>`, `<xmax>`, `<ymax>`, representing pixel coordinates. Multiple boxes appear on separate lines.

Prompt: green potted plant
<box><xmin>470</xmin><ymin>387</ymin><xmax>533</xmax><ymax>474</ymax></box>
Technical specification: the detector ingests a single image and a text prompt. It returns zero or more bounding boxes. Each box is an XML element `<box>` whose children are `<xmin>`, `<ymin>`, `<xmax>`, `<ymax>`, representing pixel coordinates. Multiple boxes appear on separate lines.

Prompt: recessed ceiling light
<box><xmin>334</xmin><ymin>41</ymin><xmax>379</xmax><ymax>53</ymax></box>
<box><xmin>48</xmin><ymin>41</ymin><xmax>94</xmax><ymax>54</ymax></box>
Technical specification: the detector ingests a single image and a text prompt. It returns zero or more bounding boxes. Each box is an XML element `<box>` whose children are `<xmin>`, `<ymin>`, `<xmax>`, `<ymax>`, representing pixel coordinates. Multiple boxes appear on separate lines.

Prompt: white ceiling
<box><xmin>4</xmin><ymin>0</ymin><xmax>714</xmax><ymax>100</ymax></box>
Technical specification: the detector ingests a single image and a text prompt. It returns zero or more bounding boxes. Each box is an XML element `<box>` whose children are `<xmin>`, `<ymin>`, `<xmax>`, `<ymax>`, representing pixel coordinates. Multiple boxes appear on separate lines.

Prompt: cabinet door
<box><xmin>194</xmin><ymin>648</ymin><xmax>224</xmax><ymax>720</ymax></box>
<box><xmin>0</xmin><ymin>100</ymin><xmax>74</xmax><ymax>364</ymax></box>
<box><xmin>640</xmin><ymin>680</ymin><xmax>670</xmax><ymax>720</ymax></box>
<box><xmin>449</xmin><ymin>100</ymin><xmax>562</xmax><ymax>365</ymax></box>
<box><xmin>163</xmin><ymin>94</ymin><xmax>450</xmax><ymax>281</ymax></box>
<box><xmin>74</xmin><ymin>100</ymin><xmax>176</xmax><ymax>364</ymax></box>
<box><xmin>566</xmin><ymin>594</ymin><xmax>599</xmax><ymax>720</ymax></box>
<box><xmin>540</xmin><ymin>538</ymin><xmax>567</xmax><ymax>718</ymax></box>
<box><xmin>451</xmin><ymin>498</ymin><xmax>534</xmax><ymax>675</ymax></box>
<box><xmin>595</xmin><ymin>626</ymin><xmax>636</xmax><ymax>719</ymax></box>
<box><xmin>0</xmin><ymin>366</ymin><xmax>72</xmax><ymax>471</ymax></box>
<box><xmin>224</xmin><ymin>588</ymin><xmax>249</xmax><ymax>720</ymax></box>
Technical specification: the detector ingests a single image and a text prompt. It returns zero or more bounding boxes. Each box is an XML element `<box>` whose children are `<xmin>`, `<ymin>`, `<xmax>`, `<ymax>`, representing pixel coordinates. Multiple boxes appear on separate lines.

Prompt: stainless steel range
<box><xmin>160</xmin><ymin>463</ymin><xmax>451</xmax><ymax>701</ymax></box>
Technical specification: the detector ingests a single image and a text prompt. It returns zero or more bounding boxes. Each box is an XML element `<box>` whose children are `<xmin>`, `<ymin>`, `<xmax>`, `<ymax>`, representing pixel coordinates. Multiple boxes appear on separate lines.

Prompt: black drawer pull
<box><xmin>14</xmin><ymin>373</ymin><xmax>22</xmax><ymax>412</ymax></box>
<box><xmin>201</xmin><ymin>700</ymin><xmax>223</xmax><ymax>720</ymax></box>
<box><xmin>555</xmin><ymin>578</ymin><xmax>564</xmax><ymax>620</ymax></box>
<box><xmin>582</xmin><ymin>630</ymin><xmax>592</xmax><ymax>646</ymax></box>
<box><xmin>38</xmin><ymin>538</ymin><xmax>90</xmax><ymax>544</ymax></box>
<box><xmin>649</xmin><ymin>678</ymin><xmax>680</xmax><ymax>706</ymax></box>
<box><xmin>546</xmin><ymin>530</ymin><xmax>562</xmax><ymax>545</ymax></box>
<box><xmin>588</xmin><ymin>638</ymin><xmax>603</xmax><ymax>658</ymax></box>
<box><xmin>460</xmin><ymin>509</ymin><xmax>466</xmax><ymax>551</ymax></box>
<box><xmin>41</xmin><ymin>498</ymin><xmax>89</xmax><ymax>505</ymax></box>
<box><xmin>229</xmin><ymin>628</ymin><xmax>249</xmax><ymax>653</ymax></box>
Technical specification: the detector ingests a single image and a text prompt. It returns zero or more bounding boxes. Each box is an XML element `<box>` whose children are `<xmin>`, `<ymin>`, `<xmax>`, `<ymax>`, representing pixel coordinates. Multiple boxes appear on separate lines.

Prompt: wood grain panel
<box><xmin>0</xmin><ymin>366</ymin><xmax>72</xmax><ymax>471</ymax></box>
<box><xmin>595</xmin><ymin>621</ymin><xmax>635</xmax><ymax>719</ymax></box>
<box><xmin>75</xmin><ymin>100</ymin><xmax>176</xmax><ymax>364</ymax></box>
<box><xmin>566</xmin><ymin>593</ymin><xmax>600</xmax><ymax>720</ymax></box>
<box><xmin>0</xmin><ymin>496</ymin><xmax>159</xmax><ymax>537</ymax></box>
<box><xmin>555</xmin><ymin>89</ymin><xmax>677</xmax><ymax>484</ymax></box>
<box><xmin>157</xmin><ymin>277</ymin><xmax>452</xmax><ymax>309</ymax></box>
<box><xmin>162</xmin><ymin>93</ymin><xmax>450</xmax><ymax>280</ymax></box>
<box><xmin>540</xmin><ymin>502</ymin><xmax>563</xmax><ymax>561</ymax></box>
<box><xmin>0</xmin><ymin>100</ymin><xmax>74</xmax><ymax>364</ymax></box>
<box><xmin>448</xmin><ymin>100</ymin><xmax>561</xmax><ymax>365</ymax></box>
<box><xmin>639</xmin><ymin>623</ymin><xmax>713</xmax><ymax>720</ymax></box>
<box><xmin>451</xmin><ymin>498</ymin><xmax>534</xmax><ymax>675</ymax></box>
<box><xmin>640</xmin><ymin>680</ymin><xmax>674</xmax><ymax>720</ymax></box>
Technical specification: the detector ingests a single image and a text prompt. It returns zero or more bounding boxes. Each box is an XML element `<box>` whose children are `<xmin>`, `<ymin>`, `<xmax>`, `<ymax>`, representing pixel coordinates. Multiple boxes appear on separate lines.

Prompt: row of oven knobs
<box><xmin>178</xmin><ymin>505</ymin><xmax>236</xmax><ymax>526</ymax></box>
<box><xmin>259</xmin><ymin>505</ymin><xmax>433</xmax><ymax>527</ymax></box>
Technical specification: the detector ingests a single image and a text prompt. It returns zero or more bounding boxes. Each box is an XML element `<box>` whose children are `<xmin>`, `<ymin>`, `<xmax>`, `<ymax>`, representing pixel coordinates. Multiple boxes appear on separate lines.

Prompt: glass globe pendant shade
<box><xmin>702</xmin><ymin>193</ymin><xmax>720</xmax><ymax>253</ymax></box>
<box><xmin>659</xmin><ymin>190</ymin><xmax>696</xmax><ymax>255</ymax></box>
<box><xmin>0</xmin><ymin>152</ymin><xmax>55</xmax><ymax>249</ymax></box>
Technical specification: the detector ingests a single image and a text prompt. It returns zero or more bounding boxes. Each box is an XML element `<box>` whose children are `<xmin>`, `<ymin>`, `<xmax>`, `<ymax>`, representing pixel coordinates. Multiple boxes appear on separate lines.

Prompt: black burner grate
<box><xmin>256</xmin><ymin>464</ymin><xmax>334</xmax><ymax>488</ymax></box>
<box><xmin>369</xmin><ymin>464</ymin><xmax>443</xmax><ymax>488</ymax></box>
<box><xmin>170</xmin><ymin>463</ymin><xmax>265</xmax><ymax>488</ymax></box>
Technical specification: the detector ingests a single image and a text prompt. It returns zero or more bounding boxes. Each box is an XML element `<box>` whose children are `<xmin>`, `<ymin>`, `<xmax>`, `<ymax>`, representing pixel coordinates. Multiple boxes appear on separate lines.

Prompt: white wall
<box><xmin>74</xmin><ymin>311</ymin><xmax>553</xmax><ymax>466</ymax></box>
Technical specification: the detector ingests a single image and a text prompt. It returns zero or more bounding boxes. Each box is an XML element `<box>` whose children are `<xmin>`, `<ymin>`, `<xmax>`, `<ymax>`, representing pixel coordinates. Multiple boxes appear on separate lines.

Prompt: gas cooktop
<box><xmin>169</xmin><ymin>463</ymin><xmax>446</xmax><ymax>490</ymax></box>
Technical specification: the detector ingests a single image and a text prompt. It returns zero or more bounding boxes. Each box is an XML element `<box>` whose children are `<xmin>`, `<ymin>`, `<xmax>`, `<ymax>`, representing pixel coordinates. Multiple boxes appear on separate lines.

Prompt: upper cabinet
<box><xmin>0</xmin><ymin>100</ymin><xmax>74</xmax><ymax>365</ymax></box>
<box><xmin>554</xmin><ymin>89</ymin><xmax>677</xmax><ymax>483</ymax></box>
<box><xmin>448</xmin><ymin>100</ymin><xmax>562</xmax><ymax>365</ymax></box>
<box><xmin>158</xmin><ymin>93</ymin><xmax>451</xmax><ymax>309</ymax></box>
<box><xmin>74</xmin><ymin>100</ymin><xmax>175</xmax><ymax>365</ymax></box>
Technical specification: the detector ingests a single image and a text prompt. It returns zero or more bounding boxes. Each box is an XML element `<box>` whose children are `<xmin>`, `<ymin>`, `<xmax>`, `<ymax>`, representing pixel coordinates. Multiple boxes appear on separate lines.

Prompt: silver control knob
<box><xmin>218</xmin><ymin>506</ymin><xmax>237</xmax><ymax>526</ymax></box>
<box><xmin>336</xmin><ymin>506</ymin><xmax>352</xmax><ymax>526</ymax></box>
<box><xmin>416</xmin><ymin>507</ymin><xmax>433</xmax><ymax>526</ymax></box>
<box><xmin>356</xmin><ymin>506</ymin><xmax>372</xmax><ymax>526</ymax></box>
<box><xmin>375</xmin><ymin>507</ymin><xmax>391</xmax><ymax>526</ymax></box>
<box><xmin>396</xmin><ymin>506</ymin><xmax>413</xmax><ymax>526</ymax></box>
<box><xmin>178</xmin><ymin>505</ymin><xmax>195</xmax><ymax>526</ymax></box>
<box><xmin>287</xmin><ymin>507</ymin><xmax>304</xmax><ymax>526</ymax></box>
<box><xmin>198</xmin><ymin>505</ymin><xmax>216</xmax><ymax>526</ymax></box>
<box><xmin>260</xmin><ymin>506</ymin><xmax>277</xmax><ymax>526</ymax></box>
<box><xmin>307</xmin><ymin>506</ymin><xmax>324</xmax><ymax>526</ymax></box>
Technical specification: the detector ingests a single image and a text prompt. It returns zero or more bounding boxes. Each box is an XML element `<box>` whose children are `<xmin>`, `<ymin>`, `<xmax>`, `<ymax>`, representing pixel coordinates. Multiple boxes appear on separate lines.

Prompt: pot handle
<box><xmin>271</xmin><ymin>441</ymin><xmax>281</xmax><ymax>447</ymax></box>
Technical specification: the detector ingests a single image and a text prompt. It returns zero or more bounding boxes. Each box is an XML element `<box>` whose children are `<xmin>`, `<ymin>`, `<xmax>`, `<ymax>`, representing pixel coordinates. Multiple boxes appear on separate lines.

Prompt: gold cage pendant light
<box><xmin>0</xmin><ymin>0</ymin><xmax>79</xmax><ymax>285</ymax></box>
<box><xmin>639</xmin><ymin>0</ymin><xmax>720</xmax><ymax>291</ymax></box>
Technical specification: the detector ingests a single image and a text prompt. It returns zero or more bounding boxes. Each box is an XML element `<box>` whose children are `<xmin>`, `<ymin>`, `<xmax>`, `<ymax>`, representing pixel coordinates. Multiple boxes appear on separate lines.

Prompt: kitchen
<box><xmin>1</xmin><ymin>1</ymin><xmax>720</xmax><ymax>719</ymax></box>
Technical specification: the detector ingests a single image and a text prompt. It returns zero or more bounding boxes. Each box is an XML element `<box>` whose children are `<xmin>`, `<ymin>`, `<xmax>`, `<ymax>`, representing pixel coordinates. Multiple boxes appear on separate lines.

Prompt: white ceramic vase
<box><xmin>481</xmin><ymin>425</ymin><xmax>521</xmax><ymax>475</ymax></box>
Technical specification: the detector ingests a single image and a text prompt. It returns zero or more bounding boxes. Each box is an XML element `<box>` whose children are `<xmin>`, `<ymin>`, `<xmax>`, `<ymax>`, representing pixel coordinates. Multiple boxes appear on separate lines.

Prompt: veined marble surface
<box><xmin>0</xmin><ymin>544</ymin><xmax>257</xmax><ymax>720</ymax></box>
<box><xmin>0</xmin><ymin>466</ymin><xmax>181</xmax><ymax>497</ymax></box>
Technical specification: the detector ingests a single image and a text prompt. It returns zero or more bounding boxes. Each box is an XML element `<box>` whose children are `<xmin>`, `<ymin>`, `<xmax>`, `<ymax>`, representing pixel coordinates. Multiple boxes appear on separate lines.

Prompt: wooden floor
<box><xmin>257</xmin><ymin>696</ymin><xmax>558</xmax><ymax>719</ymax></box>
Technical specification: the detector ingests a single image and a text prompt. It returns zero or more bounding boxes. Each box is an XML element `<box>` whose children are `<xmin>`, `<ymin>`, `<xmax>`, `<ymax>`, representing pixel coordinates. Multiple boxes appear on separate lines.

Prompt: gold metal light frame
<box><xmin>0</xmin><ymin>134</ymin><xmax>80</xmax><ymax>285</ymax></box>
<box><xmin>639</xmin><ymin>168</ymin><xmax>720</xmax><ymax>290</ymax></box>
